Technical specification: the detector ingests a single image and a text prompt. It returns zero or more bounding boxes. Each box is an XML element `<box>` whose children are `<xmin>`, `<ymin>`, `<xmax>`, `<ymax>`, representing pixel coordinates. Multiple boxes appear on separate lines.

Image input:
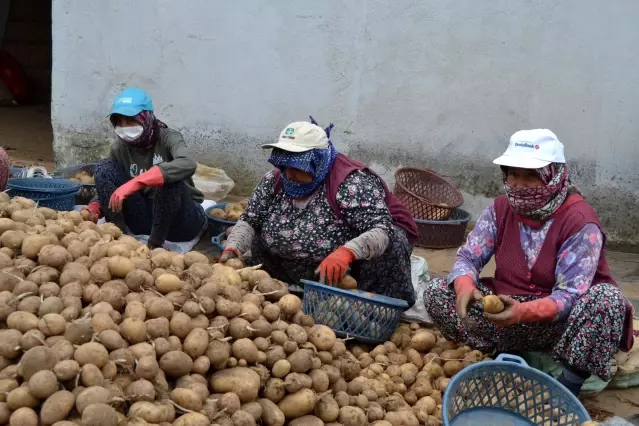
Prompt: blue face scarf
<box><xmin>268</xmin><ymin>118</ymin><xmax>338</xmax><ymax>198</ymax></box>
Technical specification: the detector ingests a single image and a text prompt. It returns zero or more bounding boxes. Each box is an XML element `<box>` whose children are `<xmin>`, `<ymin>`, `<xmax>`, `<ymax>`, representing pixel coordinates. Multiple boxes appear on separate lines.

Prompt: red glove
<box><xmin>219</xmin><ymin>248</ymin><xmax>239</xmax><ymax>263</ymax></box>
<box><xmin>317</xmin><ymin>247</ymin><xmax>356</xmax><ymax>285</ymax></box>
<box><xmin>109</xmin><ymin>166</ymin><xmax>165</xmax><ymax>213</ymax></box>
<box><xmin>454</xmin><ymin>275</ymin><xmax>483</xmax><ymax>322</ymax></box>
<box><xmin>83</xmin><ymin>201</ymin><xmax>102</xmax><ymax>223</ymax></box>
<box><xmin>484</xmin><ymin>296</ymin><xmax>558</xmax><ymax>327</ymax></box>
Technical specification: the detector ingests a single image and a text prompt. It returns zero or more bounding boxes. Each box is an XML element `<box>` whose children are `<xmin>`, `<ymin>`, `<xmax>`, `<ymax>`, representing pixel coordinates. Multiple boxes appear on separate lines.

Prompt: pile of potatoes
<box><xmin>70</xmin><ymin>170</ymin><xmax>95</xmax><ymax>185</ymax></box>
<box><xmin>0</xmin><ymin>195</ymin><xmax>597</xmax><ymax>426</ymax></box>
<box><xmin>207</xmin><ymin>201</ymin><xmax>249</xmax><ymax>223</ymax></box>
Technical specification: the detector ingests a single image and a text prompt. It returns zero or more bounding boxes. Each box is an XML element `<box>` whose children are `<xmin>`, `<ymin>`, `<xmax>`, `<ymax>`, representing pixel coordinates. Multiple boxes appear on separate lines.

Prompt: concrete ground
<box><xmin>0</xmin><ymin>104</ymin><xmax>54</xmax><ymax>168</ymax></box>
<box><xmin>416</xmin><ymin>246</ymin><xmax>639</xmax><ymax>422</ymax></box>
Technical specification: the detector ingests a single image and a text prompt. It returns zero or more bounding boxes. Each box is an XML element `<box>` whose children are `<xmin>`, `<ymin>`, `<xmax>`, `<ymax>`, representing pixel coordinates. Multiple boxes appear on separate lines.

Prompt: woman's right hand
<box><xmin>454</xmin><ymin>276</ymin><xmax>483</xmax><ymax>323</ymax></box>
<box><xmin>81</xmin><ymin>209</ymin><xmax>98</xmax><ymax>223</ymax></box>
<box><xmin>82</xmin><ymin>202</ymin><xmax>101</xmax><ymax>224</ymax></box>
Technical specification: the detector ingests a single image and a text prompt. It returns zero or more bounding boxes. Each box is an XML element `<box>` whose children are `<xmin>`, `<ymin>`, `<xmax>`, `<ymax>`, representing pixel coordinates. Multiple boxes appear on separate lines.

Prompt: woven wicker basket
<box><xmin>394</xmin><ymin>168</ymin><xmax>463</xmax><ymax>220</ymax></box>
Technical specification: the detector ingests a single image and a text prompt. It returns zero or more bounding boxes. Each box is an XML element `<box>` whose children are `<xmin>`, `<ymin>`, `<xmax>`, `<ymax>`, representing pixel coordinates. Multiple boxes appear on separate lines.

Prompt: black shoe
<box><xmin>557</xmin><ymin>373</ymin><xmax>582</xmax><ymax>397</ymax></box>
<box><xmin>148</xmin><ymin>240</ymin><xmax>163</xmax><ymax>250</ymax></box>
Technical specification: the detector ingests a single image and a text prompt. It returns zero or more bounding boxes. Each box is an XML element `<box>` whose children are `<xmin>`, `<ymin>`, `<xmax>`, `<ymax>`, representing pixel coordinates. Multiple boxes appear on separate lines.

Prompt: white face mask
<box><xmin>115</xmin><ymin>125</ymin><xmax>143</xmax><ymax>141</ymax></box>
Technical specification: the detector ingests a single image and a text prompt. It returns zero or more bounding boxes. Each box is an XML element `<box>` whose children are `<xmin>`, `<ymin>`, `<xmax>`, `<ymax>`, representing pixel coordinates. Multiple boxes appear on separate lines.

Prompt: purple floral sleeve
<box><xmin>449</xmin><ymin>203</ymin><xmax>497</xmax><ymax>283</ymax></box>
<box><xmin>550</xmin><ymin>223</ymin><xmax>603</xmax><ymax>321</ymax></box>
<box><xmin>449</xmin><ymin>201</ymin><xmax>604</xmax><ymax>322</ymax></box>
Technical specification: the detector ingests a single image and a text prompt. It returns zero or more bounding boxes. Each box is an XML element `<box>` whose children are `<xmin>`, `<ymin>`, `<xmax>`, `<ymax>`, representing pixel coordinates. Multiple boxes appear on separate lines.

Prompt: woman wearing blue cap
<box><xmin>83</xmin><ymin>88</ymin><xmax>206</xmax><ymax>249</ymax></box>
<box><xmin>424</xmin><ymin>129</ymin><xmax>634</xmax><ymax>396</ymax></box>
<box><xmin>220</xmin><ymin>119</ymin><xmax>419</xmax><ymax>306</ymax></box>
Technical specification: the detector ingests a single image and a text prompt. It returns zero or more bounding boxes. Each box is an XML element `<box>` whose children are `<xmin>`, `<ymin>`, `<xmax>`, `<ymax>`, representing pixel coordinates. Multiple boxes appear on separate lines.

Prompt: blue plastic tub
<box><xmin>301</xmin><ymin>279</ymin><xmax>408</xmax><ymax>344</ymax></box>
<box><xmin>205</xmin><ymin>203</ymin><xmax>237</xmax><ymax>236</ymax></box>
<box><xmin>211</xmin><ymin>231</ymin><xmax>227</xmax><ymax>251</ymax></box>
<box><xmin>442</xmin><ymin>354</ymin><xmax>591</xmax><ymax>426</ymax></box>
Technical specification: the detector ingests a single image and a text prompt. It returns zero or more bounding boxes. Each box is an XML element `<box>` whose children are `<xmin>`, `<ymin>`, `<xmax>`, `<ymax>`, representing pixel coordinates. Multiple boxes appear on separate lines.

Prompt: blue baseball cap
<box><xmin>109</xmin><ymin>87</ymin><xmax>154</xmax><ymax>117</ymax></box>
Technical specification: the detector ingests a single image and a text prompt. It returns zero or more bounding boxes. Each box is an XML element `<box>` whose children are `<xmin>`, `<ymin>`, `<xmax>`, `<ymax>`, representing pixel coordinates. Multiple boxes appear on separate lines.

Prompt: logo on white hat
<box><xmin>282</xmin><ymin>127</ymin><xmax>296</xmax><ymax>140</ymax></box>
<box><xmin>493</xmin><ymin>129</ymin><xmax>566</xmax><ymax>168</ymax></box>
<box><xmin>514</xmin><ymin>142</ymin><xmax>541</xmax><ymax>150</ymax></box>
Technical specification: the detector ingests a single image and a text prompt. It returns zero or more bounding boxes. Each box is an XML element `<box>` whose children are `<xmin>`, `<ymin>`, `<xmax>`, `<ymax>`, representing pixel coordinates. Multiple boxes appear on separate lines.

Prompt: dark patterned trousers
<box><xmin>95</xmin><ymin>158</ymin><xmax>206</xmax><ymax>246</ymax></box>
<box><xmin>424</xmin><ymin>277</ymin><xmax>626</xmax><ymax>379</ymax></box>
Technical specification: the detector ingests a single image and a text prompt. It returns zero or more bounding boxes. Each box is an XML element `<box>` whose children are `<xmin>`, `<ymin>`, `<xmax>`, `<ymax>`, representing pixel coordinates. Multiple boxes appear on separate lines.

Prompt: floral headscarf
<box><xmin>268</xmin><ymin>117</ymin><xmax>338</xmax><ymax>198</ymax></box>
<box><xmin>502</xmin><ymin>163</ymin><xmax>580</xmax><ymax>221</ymax></box>
<box><xmin>110</xmin><ymin>110</ymin><xmax>167</xmax><ymax>151</ymax></box>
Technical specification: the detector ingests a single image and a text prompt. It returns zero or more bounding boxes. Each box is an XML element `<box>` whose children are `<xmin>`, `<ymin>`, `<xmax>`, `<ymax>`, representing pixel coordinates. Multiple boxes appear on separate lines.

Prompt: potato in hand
<box><xmin>482</xmin><ymin>295</ymin><xmax>505</xmax><ymax>314</ymax></box>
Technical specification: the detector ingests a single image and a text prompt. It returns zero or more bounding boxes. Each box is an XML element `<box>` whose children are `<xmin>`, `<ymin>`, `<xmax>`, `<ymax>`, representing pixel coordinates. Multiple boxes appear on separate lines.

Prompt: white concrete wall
<box><xmin>52</xmin><ymin>0</ymin><xmax>639</xmax><ymax>245</ymax></box>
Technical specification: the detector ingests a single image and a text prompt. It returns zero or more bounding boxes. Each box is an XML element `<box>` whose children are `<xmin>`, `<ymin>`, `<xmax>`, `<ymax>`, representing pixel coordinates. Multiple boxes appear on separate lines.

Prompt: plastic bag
<box><xmin>521</xmin><ymin>351</ymin><xmax>613</xmax><ymax>394</ymax></box>
<box><xmin>192</xmin><ymin>164</ymin><xmax>235</xmax><ymax>201</ymax></box>
<box><xmin>599</xmin><ymin>417</ymin><xmax>637</xmax><ymax>426</ymax></box>
<box><xmin>401</xmin><ymin>256</ymin><xmax>433</xmax><ymax>324</ymax></box>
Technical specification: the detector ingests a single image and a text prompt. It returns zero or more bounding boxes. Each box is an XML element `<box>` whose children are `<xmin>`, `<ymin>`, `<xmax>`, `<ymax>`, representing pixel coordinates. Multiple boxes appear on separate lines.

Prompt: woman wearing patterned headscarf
<box><xmin>82</xmin><ymin>88</ymin><xmax>206</xmax><ymax>249</ymax></box>
<box><xmin>424</xmin><ymin>129</ymin><xmax>634</xmax><ymax>396</ymax></box>
<box><xmin>221</xmin><ymin>118</ymin><xmax>419</xmax><ymax>306</ymax></box>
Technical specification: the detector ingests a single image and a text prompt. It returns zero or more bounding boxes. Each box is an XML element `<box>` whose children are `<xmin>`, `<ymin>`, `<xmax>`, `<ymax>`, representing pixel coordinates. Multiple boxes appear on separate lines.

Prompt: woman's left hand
<box><xmin>109</xmin><ymin>180</ymin><xmax>145</xmax><ymax>212</ymax></box>
<box><xmin>109</xmin><ymin>167</ymin><xmax>164</xmax><ymax>213</ymax></box>
<box><xmin>483</xmin><ymin>295</ymin><xmax>522</xmax><ymax>327</ymax></box>
<box><xmin>317</xmin><ymin>247</ymin><xmax>356</xmax><ymax>285</ymax></box>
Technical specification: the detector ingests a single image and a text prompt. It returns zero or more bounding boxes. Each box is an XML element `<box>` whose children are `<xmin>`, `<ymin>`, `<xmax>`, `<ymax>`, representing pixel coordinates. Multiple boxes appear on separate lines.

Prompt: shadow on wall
<box><xmin>53</xmin><ymin>126</ymin><xmax>639</xmax><ymax>249</ymax></box>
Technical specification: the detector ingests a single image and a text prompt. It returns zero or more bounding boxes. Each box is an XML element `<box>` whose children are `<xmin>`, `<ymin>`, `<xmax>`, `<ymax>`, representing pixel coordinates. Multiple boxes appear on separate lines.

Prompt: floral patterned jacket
<box><xmin>226</xmin><ymin>169</ymin><xmax>396</xmax><ymax>263</ymax></box>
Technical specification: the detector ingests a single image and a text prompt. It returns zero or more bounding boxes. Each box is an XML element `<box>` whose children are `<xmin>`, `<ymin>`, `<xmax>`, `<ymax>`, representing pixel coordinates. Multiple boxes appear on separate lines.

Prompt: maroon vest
<box><xmin>273</xmin><ymin>154</ymin><xmax>419</xmax><ymax>244</ymax></box>
<box><xmin>489</xmin><ymin>194</ymin><xmax>634</xmax><ymax>351</ymax></box>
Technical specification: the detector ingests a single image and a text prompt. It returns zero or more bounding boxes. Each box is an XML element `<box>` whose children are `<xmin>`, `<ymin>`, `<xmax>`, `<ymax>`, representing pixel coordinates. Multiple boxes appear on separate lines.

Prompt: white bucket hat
<box><xmin>493</xmin><ymin>129</ymin><xmax>566</xmax><ymax>169</ymax></box>
<box><xmin>262</xmin><ymin>122</ymin><xmax>329</xmax><ymax>153</ymax></box>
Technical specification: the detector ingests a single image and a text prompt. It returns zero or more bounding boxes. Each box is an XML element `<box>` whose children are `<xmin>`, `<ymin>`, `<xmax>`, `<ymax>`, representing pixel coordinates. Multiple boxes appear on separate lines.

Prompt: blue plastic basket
<box><xmin>7</xmin><ymin>178</ymin><xmax>81</xmax><ymax>195</ymax></box>
<box><xmin>205</xmin><ymin>203</ymin><xmax>237</xmax><ymax>236</ymax></box>
<box><xmin>301</xmin><ymin>279</ymin><xmax>408</xmax><ymax>344</ymax></box>
<box><xmin>443</xmin><ymin>354</ymin><xmax>591</xmax><ymax>426</ymax></box>
<box><xmin>9</xmin><ymin>191</ymin><xmax>77</xmax><ymax>211</ymax></box>
<box><xmin>7</xmin><ymin>178</ymin><xmax>80</xmax><ymax>211</ymax></box>
<box><xmin>211</xmin><ymin>231</ymin><xmax>227</xmax><ymax>251</ymax></box>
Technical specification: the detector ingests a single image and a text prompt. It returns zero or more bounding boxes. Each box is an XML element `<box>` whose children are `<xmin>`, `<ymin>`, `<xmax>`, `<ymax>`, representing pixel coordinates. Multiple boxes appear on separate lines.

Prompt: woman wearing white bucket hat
<box><xmin>220</xmin><ymin>117</ymin><xmax>419</xmax><ymax>306</ymax></box>
<box><xmin>424</xmin><ymin>129</ymin><xmax>635</xmax><ymax>396</ymax></box>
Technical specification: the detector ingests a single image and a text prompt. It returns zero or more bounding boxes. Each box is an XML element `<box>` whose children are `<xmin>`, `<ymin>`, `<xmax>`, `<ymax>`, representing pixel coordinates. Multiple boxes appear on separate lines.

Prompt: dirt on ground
<box><xmin>0</xmin><ymin>104</ymin><xmax>54</xmax><ymax>168</ymax></box>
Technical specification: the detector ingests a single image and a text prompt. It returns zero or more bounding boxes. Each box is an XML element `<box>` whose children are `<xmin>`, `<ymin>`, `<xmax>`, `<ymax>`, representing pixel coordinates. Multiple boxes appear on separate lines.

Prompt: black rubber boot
<box><xmin>147</xmin><ymin>239</ymin><xmax>163</xmax><ymax>250</ymax></box>
<box><xmin>108</xmin><ymin>212</ymin><xmax>130</xmax><ymax>235</ymax></box>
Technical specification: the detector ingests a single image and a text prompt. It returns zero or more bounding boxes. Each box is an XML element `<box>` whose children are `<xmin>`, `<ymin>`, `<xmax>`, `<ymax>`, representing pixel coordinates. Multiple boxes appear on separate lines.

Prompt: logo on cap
<box><xmin>117</xmin><ymin>97</ymin><xmax>133</xmax><ymax>104</ymax></box>
<box><xmin>285</xmin><ymin>128</ymin><xmax>295</xmax><ymax>135</ymax></box>
<box><xmin>514</xmin><ymin>142</ymin><xmax>535</xmax><ymax>149</ymax></box>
